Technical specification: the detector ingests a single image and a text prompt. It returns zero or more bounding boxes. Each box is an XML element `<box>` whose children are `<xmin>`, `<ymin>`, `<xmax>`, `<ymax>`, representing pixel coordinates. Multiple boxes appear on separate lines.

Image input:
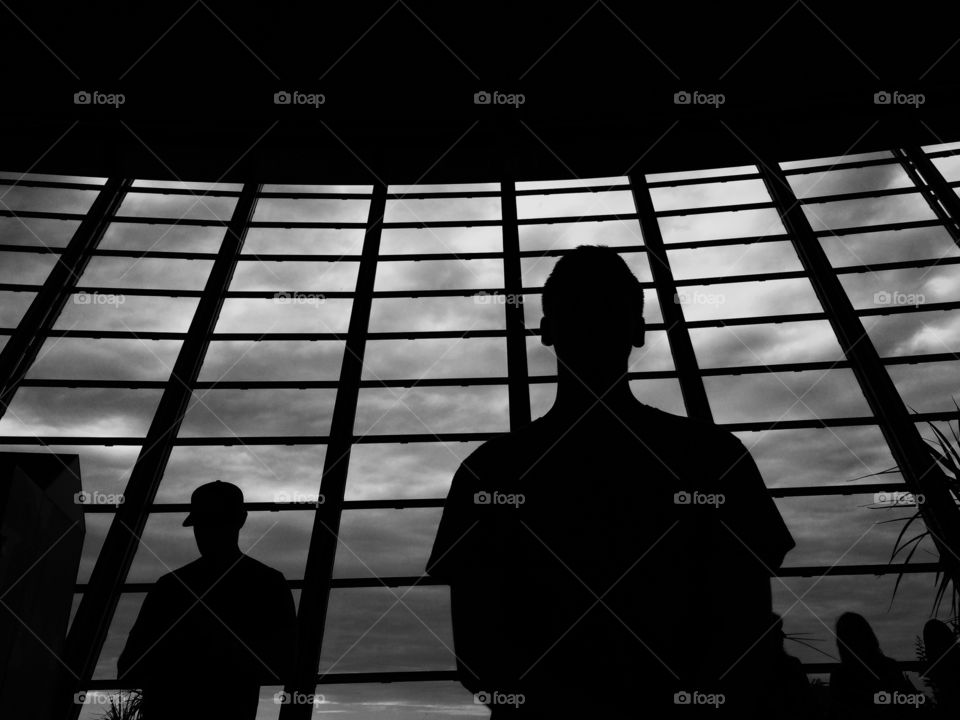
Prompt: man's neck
<box><xmin>551</xmin><ymin>370</ymin><xmax>638</xmax><ymax>421</ymax></box>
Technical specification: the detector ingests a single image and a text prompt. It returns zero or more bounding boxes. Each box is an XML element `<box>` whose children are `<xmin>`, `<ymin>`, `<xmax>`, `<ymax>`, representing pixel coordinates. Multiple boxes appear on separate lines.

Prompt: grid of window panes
<box><xmin>1</xmin><ymin>139</ymin><xmax>959</xmax><ymax>717</ymax></box>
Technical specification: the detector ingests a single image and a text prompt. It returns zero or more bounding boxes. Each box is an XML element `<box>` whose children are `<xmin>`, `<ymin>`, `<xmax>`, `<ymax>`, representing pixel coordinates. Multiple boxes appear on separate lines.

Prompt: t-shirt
<box><xmin>118</xmin><ymin>553</ymin><xmax>297</xmax><ymax>720</ymax></box>
<box><xmin>427</xmin><ymin>401</ymin><xmax>795</xmax><ymax>711</ymax></box>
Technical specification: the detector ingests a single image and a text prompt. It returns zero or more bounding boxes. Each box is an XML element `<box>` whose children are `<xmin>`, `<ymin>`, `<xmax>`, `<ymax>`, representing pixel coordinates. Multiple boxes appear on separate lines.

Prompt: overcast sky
<box><xmin>2</xmin><ymin>146</ymin><xmax>960</xmax><ymax>718</ymax></box>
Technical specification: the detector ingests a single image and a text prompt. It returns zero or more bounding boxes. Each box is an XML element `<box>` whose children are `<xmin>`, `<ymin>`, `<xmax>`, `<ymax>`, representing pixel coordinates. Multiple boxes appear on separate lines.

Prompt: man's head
<box><xmin>540</xmin><ymin>245</ymin><xmax>645</xmax><ymax>379</ymax></box>
<box><xmin>183</xmin><ymin>480</ymin><xmax>247</xmax><ymax>560</ymax></box>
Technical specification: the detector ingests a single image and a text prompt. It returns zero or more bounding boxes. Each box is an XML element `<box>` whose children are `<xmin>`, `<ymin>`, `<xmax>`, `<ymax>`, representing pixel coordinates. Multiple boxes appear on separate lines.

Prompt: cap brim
<box><xmin>182</xmin><ymin>513</ymin><xmax>196</xmax><ymax>527</ymax></box>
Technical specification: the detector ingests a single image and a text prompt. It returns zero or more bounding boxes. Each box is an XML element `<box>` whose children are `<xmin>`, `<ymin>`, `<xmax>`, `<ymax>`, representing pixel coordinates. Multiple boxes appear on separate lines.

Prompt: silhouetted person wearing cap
<box><xmin>118</xmin><ymin>480</ymin><xmax>296</xmax><ymax>719</ymax></box>
<box><xmin>829</xmin><ymin>612</ymin><xmax>917</xmax><ymax>720</ymax></box>
<box><xmin>427</xmin><ymin>245</ymin><xmax>794</xmax><ymax>717</ymax></box>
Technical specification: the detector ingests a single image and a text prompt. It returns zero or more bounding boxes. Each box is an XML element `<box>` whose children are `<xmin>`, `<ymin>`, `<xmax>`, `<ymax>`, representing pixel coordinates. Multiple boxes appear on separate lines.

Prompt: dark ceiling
<box><xmin>2</xmin><ymin>1</ymin><xmax>959</xmax><ymax>182</ymax></box>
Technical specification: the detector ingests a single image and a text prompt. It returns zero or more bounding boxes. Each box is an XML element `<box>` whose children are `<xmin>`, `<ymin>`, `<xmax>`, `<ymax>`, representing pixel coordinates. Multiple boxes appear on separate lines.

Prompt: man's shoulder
<box><xmin>630</xmin><ymin>403</ymin><xmax>742</xmax><ymax>456</ymax></box>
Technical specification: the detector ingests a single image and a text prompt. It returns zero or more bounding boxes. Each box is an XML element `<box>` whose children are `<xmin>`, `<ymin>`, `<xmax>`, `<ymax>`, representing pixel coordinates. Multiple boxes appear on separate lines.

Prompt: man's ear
<box><xmin>631</xmin><ymin>316</ymin><xmax>646</xmax><ymax>348</ymax></box>
<box><xmin>539</xmin><ymin>315</ymin><xmax>554</xmax><ymax>347</ymax></box>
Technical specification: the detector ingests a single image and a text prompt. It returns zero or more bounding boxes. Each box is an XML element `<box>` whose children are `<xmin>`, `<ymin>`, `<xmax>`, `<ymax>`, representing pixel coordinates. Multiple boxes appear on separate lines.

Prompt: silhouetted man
<box><xmin>427</xmin><ymin>245</ymin><xmax>795</xmax><ymax>717</ymax></box>
<box><xmin>118</xmin><ymin>480</ymin><xmax>296</xmax><ymax>719</ymax></box>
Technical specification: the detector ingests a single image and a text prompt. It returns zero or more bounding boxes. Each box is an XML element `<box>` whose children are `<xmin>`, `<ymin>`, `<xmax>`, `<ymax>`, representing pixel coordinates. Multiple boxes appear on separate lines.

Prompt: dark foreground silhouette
<box><xmin>428</xmin><ymin>245</ymin><xmax>795</xmax><ymax>717</ymax></box>
<box><xmin>118</xmin><ymin>480</ymin><xmax>296</xmax><ymax>719</ymax></box>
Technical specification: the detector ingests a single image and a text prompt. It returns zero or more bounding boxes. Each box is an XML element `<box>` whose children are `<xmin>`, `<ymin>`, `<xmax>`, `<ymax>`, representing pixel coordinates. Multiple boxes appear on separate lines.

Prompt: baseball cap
<box><xmin>182</xmin><ymin>480</ymin><xmax>246</xmax><ymax>527</ymax></box>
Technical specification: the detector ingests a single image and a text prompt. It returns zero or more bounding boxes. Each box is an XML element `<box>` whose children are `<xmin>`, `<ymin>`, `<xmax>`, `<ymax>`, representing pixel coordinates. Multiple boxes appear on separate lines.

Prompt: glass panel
<box><xmin>786</xmin><ymin>163</ymin><xmax>913</xmax><ymax>198</ymax></box>
<box><xmin>354</xmin><ymin>386</ymin><xmax>509</xmax><ymax>435</ymax></box>
<box><xmin>77</xmin><ymin>256</ymin><xmax>214</xmax><ymax>290</ymax></box>
<box><xmin>0</xmin><ymin>171</ymin><xmax>105</xmax><ymax>184</ymax></box>
<box><xmin>333</xmin><ymin>508</ymin><xmax>441</xmax><ymax>578</ymax></box>
<box><xmin>214</xmin><ymin>298</ymin><xmax>352</xmax><ymax>333</ymax></box>
<box><xmin>888</xmin><ymin>360</ymin><xmax>960</xmax><ymax>413</ymax></box>
<box><xmin>690</xmin><ymin>321</ymin><xmax>844</xmax><ymax>368</ymax></box>
<box><xmin>704</xmin><ymin>369</ymin><xmax>872</xmax><ymax>423</ymax></box>
<box><xmin>379</xmin><ymin>226</ymin><xmax>502</xmax><ymax>255</ymax></box>
<box><xmin>25</xmin><ymin>338</ymin><xmax>182</xmax><ymax>380</ymax></box>
<box><xmin>0</xmin><ymin>251</ymin><xmax>58</xmax><ymax>284</ymax></box>
<box><xmin>518</xmin><ymin>218</ymin><xmax>643</xmax><ymax>251</ymax></box>
<box><xmin>668</xmin><ymin>241</ymin><xmax>802</xmax><ymax>279</ymax></box>
<box><xmin>252</xmin><ymin>198</ymin><xmax>369</xmax><ymax>223</ymax></box>
<box><xmin>733</xmin><ymin>425</ymin><xmax>899</xmax><ymax>489</ymax></box>
<box><xmin>0</xmin><ymin>444</ymin><xmax>139</xmax><ymax>499</ymax></box>
<box><xmin>0</xmin><ymin>217</ymin><xmax>79</xmax><ymax>247</ymax></box>
<box><xmin>229</xmin><ymin>260</ymin><xmax>359</xmax><ymax>292</ymax></box>
<box><xmin>54</xmin><ymin>295</ymin><xmax>200</xmax><ymax>332</ymax></box>
<box><xmin>262</xmin><ymin>183</ymin><xmax>372</xmax><ymax>193</ymax></box>
<box><xmin>160</xmin><ymin>445</ymin><xmax>327</xmax><ymax>503</ymax></box>
<box><xmin>132</xmin><ymin>179</ymin><xmax>243</xmax><ymax>191</ymax></box>
<box><xmin>0</xmin><ymin>388</ymin><xmax>162</xmax><ymax>437</ymax></box>
<box><xmin>778</xmin><ymin>492</ymin><xmax>933</xmax><ymax>568</ymax></box>
<box><xmin>374</xmin><ymin>259</ymin><xmax>503</xmax><ymax>291</ymax></box>
<box><xmin>659</xmin><ymin>208</ymin><xmax>785</xmax><ymax>243</ymax></box>
<box><xmin>820</xmin><ymin>225</ymin><xmax>960</xmax><ymax>266</ymax></box>
<box><xmin>645</xmin><ymin>165</ymin><xmax>757</xmax><ymax>182</ymax></box>
<box><xmin>802</xmin><ymin>193</ymin><xmax>936</xmax><ymax>232</ymax></box>
<box><xmin>242</xmin><ymin>227</ymin><xmax>365</xmax><ymax>255</ymax></box>
<box><xmin>345</xmin><ymin>442</ymin><xmax>479</xmax><ymax>500</ymax></box>
<box><xmin>0</xmin><ymin>186</ymin><xmax>99</xmax><ymax>213</ymax></box>
<box><xmin>362</xmin><ymin>337</ymin><xmax>507</xmax><ymax>380</ymax></box>
<box><xmin>0</xmin><ymin>291</ymin><xmax>36</xmax><ymax>326</ymax></box>
<box><xmin>650</xmin><ymin>179</ymin><xmax>769</xmax><ymax>211</ymax></box>
<box><xmin>515</xmin><ymin>190</ymin><xmax>635</xmax><ymax>219</ymax></box>
<box><xmin>840</xmin><ymin>263</ymin><xmax>960</xmax><ymax>310</ymax></box>
<box><xmin>863</xmin><ymin>310</ymin><xmax>960</xmax><ymax>357</ymax></box>
<box><xmin>930</xmin><ymin>155</ymin><xmax>960</xmax><ymax>182</ymax></box>
<box><xmin>384</xmin><ymin>197</ymin><xmax>500</xmax><ymax>223</ymax></box>
<box><xmin>779</xmin><ymin>150</ymin><xmax>893</xmax><ymax>171</ymax></box>
<box><xmin>319</xmin><ymin>587</ymin><xmax>453</xmax><ymax>673</ymax></box>
<box><xmin>517</xmin><ymin>176</ymin><xmax>626</xmax><ymax>190</ymax></box>
<box><xmin>117</xmin><ymin>192</ymin><xmax>237</xmax><ymax>221</ymax></box>
<box><xmin>677</xmin><ymin>278</ymin><xmax>821</xmax><ymax>322</ymax></box>
<box><xmin>99</xmin><ymin>222</ymin><xmax>225</xmax><ymax>252</ymax></box>
<box><xmin>368</xmin><ymin>296</ymin><xmax>505</xmax><ymax>332</ymax></box>
<box><xmin>198</xmin><ymin>341</ymin><xmax>345</xmax><ymax>381</ymax></box>
<box><xmin>390</xmin><ymin>181</ymin><xmax>499</xmax><ymax>193</ymax></box>
<box><xmin>177</xmin><ymin>389</ymin><xmax>337</xmax><ymax>437</ymax></box>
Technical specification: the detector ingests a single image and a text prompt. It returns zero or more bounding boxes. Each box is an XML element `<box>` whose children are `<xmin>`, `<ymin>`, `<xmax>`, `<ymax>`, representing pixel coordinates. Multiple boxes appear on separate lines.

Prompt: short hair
<box><xmin>541</xmin><ymin>245</ymin><xmax>644</xmax><ymax>320</ymax></box>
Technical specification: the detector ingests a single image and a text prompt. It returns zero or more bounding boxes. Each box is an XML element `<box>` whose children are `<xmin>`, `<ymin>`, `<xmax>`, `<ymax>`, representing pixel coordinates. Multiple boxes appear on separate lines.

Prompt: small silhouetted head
<box><xmin>835</xmin><ymin>612</ymin><xmax>882</xmax><ymax>666</ymax></box>
<box><xmin>183</xmin><ymin>480</ymin><xmax>247</xmax><ymax>561</ymax></box>
<box><xmin>540</xmin><ymin>245</ymin><xmax>645</xmax><ymax>379</ymax></box>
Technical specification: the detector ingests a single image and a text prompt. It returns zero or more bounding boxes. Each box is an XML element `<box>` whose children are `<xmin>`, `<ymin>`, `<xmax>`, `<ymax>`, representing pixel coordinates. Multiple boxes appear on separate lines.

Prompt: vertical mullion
<box><xmin>501</xmin><ymin>178</ymin><xmax>531</xmax><ymax>428</ymax></box>
<box><xmin>281</xmin><ymin>182</ymin><xmax>387</xmax><ymax>720</ymax></box>
<box><xmin>62</xmin><ymin>182</ymin><xmax>262</xmax><ymax>719</ymax></box>
<box><xmin>628</xmin><ymin>172</ymin><xmax>713</xmax><ymax>422</ymax></box>
<box><xmin>894</xmin><ymin>147</ymin><xmax>960</xmax><ymax>246</ymax></box>
<box><xmin>757</xmin><ymin>157</ymin><xmax>960</xmax><ymax>587</ymax></box>
<box><xmin>0</xmin><ymin>176</ymin><xmax>131</xmax><ymax>419</ymax></box>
